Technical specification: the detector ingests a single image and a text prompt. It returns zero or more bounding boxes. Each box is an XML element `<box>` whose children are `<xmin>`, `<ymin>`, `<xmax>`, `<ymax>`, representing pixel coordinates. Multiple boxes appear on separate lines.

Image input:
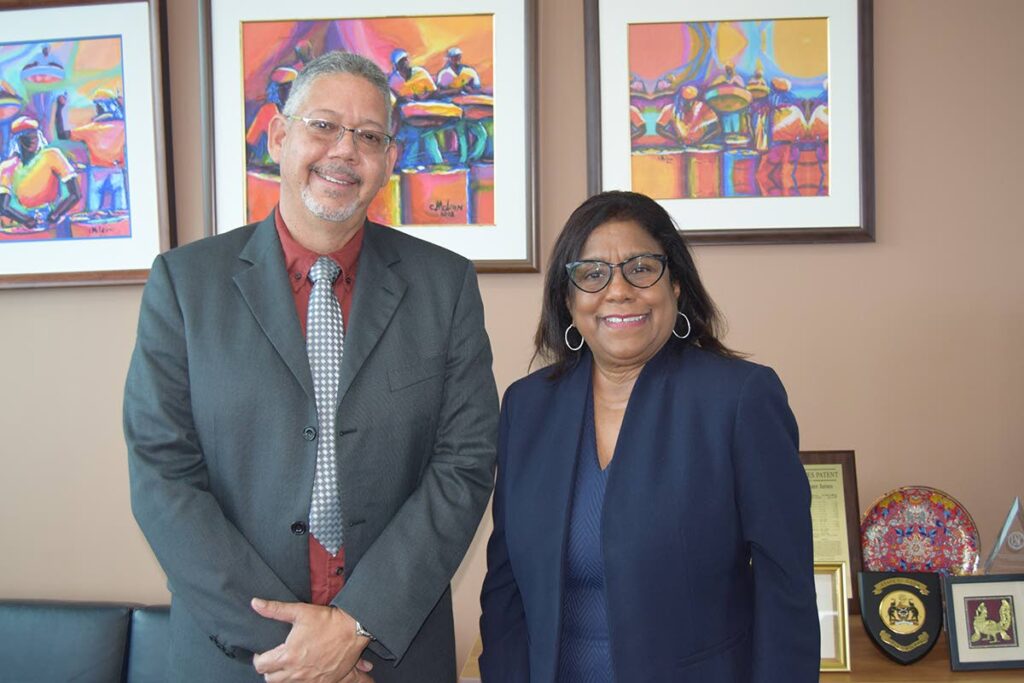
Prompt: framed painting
<box><xmin>200</xmin><ymin>0</ymin><xmax>538</xmax><ymax>272</ymax></box>
<box><xmin>800</xmin><ymin>450</ymin><xmax>863</xmax><ymax>614</ymax></box>
<box><xmin>584</xmin><ymin>0</ymin><xmax>874</xmax><ymax>244</ymax></box>
<box><xmin>815</xmin><ymin>562</ymin><xmax>851</xmax><ymax>671</ymax></box>
<box><xmin>944</xmin><ymin>574</ymin><xmax>1024</xmax><ymax>671</ymax></box>
<box><xmin>0</xmin><ymin>0</ymin><xmax>172</xmax><ymax>288</ymax></box>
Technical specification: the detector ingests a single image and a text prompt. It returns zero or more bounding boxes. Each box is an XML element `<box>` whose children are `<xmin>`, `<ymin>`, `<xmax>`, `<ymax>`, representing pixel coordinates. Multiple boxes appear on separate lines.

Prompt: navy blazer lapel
<box><xmin>605</xmin><ymin>342</ymin><xmax>678</xmax><ymax>471</ymax></box>
<box><xmin>233</xmin><ymin>215</ymin><xmax>314</xmax><ymax>401</ymax></box>
<box><xmin>602</xmin><ymin>343</ymin><xmax>682</xmax><ymax>519</ymax></box>
<box><xmin>545</xmin><ymin>354</ymin><xmax>593</xmax><ymax>542</ymax></box>
<box><xmin>533</xmin><ymin>353</ymin><xmax>593</xmax><ymax>682</ymax></box>
<box><xmin>338</xmin><ymin>222</ymin><xmax>407</xmax><ymax>406</ymax></box>
<box><xmin>600</xmin><ymin>343</ymin><xmax>687</xmax><ymax>637</ymax></box>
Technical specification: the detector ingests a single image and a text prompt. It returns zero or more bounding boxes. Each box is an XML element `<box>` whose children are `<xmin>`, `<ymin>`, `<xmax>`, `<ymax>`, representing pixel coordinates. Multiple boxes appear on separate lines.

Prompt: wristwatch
<box><xmin>354</xmin><ymin>620</ymin><xmax>375</xmax><ymax>641</ymax></box>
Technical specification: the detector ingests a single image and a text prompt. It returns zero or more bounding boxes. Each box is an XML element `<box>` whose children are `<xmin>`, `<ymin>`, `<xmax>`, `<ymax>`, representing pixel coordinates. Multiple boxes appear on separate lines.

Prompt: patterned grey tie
<box><xmin>306</xmin><ymin>256</ymin><xmax>344</xmax><ymax>555</ymax></box>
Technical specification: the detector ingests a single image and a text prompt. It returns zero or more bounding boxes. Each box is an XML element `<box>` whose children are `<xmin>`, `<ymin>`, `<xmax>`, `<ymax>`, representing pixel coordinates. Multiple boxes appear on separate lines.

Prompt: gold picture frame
<box><xmin>815</xmin><ymin>562</ymin><xmax>850</xmax><ymax>671</ymax></box>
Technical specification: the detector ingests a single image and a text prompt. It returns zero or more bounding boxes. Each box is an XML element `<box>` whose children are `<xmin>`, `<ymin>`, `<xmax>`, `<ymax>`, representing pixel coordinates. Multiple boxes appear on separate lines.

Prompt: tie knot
<box><xmin>309</xmin><ymin>256</ymin><xmax>341</xmax><ymax>285</ymax></box>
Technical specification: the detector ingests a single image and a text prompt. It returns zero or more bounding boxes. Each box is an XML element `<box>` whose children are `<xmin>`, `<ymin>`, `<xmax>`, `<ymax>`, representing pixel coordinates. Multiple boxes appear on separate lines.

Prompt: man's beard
<box><xmin>301</xmin><ymin>185</ymin><xmax>360</xmax><ymax>223</ymax></box>
<box><xmin>301</xmin><ymin>165</ymin><xmax>363</xmax><ymax>222</ymax></box>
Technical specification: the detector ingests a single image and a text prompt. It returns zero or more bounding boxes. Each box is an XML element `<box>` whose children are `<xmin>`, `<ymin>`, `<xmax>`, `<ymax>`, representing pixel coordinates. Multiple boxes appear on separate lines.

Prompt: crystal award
<box><xmin>984</xmin><ymin>497</ymin><xmax>1024</xmax><ymax>575</ymax></box>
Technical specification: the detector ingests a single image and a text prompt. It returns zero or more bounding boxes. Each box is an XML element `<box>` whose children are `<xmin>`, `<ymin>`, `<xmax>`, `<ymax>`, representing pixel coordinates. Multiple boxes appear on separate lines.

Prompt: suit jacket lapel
<box><xmin>233</xmin><ymin>215</ymin><xmax>315</xmax><ymax>401</ymax></box>
<box><xmin>338</xmin><ymin>222</ymin><xmax>407</xmax><ymax>406</ymax></box>
<box><xmin>535</xmin><ymin>354</ymin><xmax>593</xmax><ymax>682</ymax></box>
<box><xmin>601</xmin><ymin>342</ymin><xmax>684</xmax><ymax>591</ymax></box>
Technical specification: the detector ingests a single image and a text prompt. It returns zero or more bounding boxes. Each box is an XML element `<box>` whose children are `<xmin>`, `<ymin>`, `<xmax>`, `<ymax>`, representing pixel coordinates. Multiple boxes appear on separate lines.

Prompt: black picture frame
<box><xmin>944</xmin><ymin>573</ymin><xmax>1024</xmax><ymax>671</ymax></box>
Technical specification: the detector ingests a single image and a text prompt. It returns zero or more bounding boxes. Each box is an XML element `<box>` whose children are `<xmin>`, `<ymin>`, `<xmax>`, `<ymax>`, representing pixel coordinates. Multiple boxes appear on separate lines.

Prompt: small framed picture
<box><xmin>944</xmin><ymin>574</ymin><xmax>1024</xmax><ymax>671</ymax></box>
<box><xmin>815</xmin><ymin>562</ymin><xmax>850</xmax><ymax>671</ymax></box>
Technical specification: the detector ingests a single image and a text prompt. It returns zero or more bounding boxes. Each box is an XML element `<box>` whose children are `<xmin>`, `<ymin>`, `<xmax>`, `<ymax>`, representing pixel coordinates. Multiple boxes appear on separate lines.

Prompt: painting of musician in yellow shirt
<box><xmin>0</xmin><ymin>116</ymin><xmax>80</xmax><ymax>237</ymax></box>
<box><xmin>1</xmin><ymin>35</ymin><xmax>135</xmax><ymax>244</ymax></box>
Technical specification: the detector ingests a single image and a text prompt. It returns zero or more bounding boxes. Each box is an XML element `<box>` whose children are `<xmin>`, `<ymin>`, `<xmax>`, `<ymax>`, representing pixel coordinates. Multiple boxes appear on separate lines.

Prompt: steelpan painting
<box><xmin>628</xmin><ymin>18</ymin><xmax>829</xmax><ymax>201</ymax></box>
<box><xmin>240</xmin><ymin>15</ymin><xmax>495</xmax><ymax>227</ymax></box>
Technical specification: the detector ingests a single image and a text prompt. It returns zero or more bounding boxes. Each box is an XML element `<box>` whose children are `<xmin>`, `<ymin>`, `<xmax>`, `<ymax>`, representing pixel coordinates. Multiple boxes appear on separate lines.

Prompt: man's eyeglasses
<box><xmin>287</xmin><ymin>115</ymin><xmax>393</xmax><ymax>153</ymax></box>
<box><xmin>565</xmin><ymin>254</ymin><xmax>668</xmax><ymax>293</ymax></box>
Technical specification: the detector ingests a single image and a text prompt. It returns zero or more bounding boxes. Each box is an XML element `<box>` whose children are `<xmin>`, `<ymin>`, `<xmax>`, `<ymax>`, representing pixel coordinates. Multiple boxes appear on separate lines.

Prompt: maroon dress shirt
<box><xmin>274</xmin><ymin>207</ymin><xmax>363</xmax><ymax>606</ymax></box>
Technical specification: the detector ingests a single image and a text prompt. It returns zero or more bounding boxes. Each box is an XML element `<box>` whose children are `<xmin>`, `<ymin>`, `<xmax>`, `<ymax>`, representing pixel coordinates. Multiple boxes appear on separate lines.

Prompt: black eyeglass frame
<box><xmin>565</xmin><ymin>253</ymin><xmax>669</xmax><ymax>293</ymax></box>
<box><xmin>286</xmin><ymin>115</ymin><xmax>394</xmax><ymax>151</ymax></box>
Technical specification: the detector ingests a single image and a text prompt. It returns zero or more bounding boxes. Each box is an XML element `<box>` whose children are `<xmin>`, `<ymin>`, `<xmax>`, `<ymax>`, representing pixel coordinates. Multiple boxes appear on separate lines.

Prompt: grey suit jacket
<box><xmin>124</xmin><ymin>215</ymin><xmax>498</xmax><ymax>682</ymax></box>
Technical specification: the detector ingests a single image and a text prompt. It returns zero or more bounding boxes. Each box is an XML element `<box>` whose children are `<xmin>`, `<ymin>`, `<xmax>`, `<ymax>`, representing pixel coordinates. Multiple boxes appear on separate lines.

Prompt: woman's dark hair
<box><xmin>533</xmin><ymin>190</ymin><xmax>740</xmax><ymax>378</ymax></box>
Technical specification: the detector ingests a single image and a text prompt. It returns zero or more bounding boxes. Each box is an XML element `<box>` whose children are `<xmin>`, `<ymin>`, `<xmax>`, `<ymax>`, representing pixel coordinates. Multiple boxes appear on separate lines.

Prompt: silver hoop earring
<box><xmin>672</xmin><ymin>311</ymin><xmax>691</xmax><ymax>340</ymax></box>
<box><xmin>564</xmin><ymin>323</ymin><xmax>585</xmax><ymax>351</ymax></box>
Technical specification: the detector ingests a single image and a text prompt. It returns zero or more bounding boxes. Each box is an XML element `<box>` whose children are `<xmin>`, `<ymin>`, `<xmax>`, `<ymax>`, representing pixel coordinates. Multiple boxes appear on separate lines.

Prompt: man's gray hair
<box><xmin>282</xmin><ymin>51</ymin><xmax>392</xmax><ymax>129</ymax></box>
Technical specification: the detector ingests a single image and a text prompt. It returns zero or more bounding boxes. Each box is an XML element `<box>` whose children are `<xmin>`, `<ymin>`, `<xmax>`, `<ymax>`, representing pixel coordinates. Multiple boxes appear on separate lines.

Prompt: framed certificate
<box><xmin>800</xmin><ymin>450</ymin><xmax>862</xmax><ymax>613</ymax></box>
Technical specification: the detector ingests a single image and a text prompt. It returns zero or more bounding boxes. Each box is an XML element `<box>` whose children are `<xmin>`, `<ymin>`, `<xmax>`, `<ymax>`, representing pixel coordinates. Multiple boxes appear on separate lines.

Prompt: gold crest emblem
<box><xmin>880</xmin><ymin>590</ymin><xmax>926</xmax><ymax>635</ymax></box>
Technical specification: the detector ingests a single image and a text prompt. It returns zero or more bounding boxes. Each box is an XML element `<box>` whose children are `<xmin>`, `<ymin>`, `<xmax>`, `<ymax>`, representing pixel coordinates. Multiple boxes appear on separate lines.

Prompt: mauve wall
<box><xmin>1</xmin><ymin>0</ymin><xmax>1021</xmax><ymax>671</ymax></box>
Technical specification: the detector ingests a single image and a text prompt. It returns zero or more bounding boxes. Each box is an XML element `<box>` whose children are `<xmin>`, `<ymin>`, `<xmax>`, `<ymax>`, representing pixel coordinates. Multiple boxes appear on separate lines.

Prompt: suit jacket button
<box><xmin>291</xmin><ymin>521</ymin><xmax>308</xmax><ymax>535</ymax></box>
<box><xmin>303</xmin><ymin>426</ymin><xmax>317</xmax><ymax>441</ymax></box>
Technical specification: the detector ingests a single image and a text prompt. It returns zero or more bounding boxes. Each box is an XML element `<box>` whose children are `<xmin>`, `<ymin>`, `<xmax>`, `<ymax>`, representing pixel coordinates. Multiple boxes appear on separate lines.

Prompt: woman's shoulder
<box><xmin>503</xmin><ymin>362</ymin><xmax>563</xmax><ymax>404</ymax></box>
<box><xmin>500</xmin><ymin>357</ymin><xmax>595</xmax><ymax>426</ymax></box>
<box><xmin>674</xmin><ymin>344</ymin><xmax>783</xmax><ymax>393</ymax></box>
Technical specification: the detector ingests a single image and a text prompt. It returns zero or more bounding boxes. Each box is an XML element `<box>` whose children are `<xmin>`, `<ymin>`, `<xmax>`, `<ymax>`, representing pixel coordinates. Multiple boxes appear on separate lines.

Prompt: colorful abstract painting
<box><xmin>628</xmin><ymin>18</ymin><xmax>829</xmax><ymax>200</ymax></box>
<box><xmin>0</xmin><ymin>36</ymin><xmax>130</xmax><ymax>244</ymax></box>
<box><xmin>241</xmin><ymin>15</ymin><xmax>495</xmax><ymax>226</ymax></box>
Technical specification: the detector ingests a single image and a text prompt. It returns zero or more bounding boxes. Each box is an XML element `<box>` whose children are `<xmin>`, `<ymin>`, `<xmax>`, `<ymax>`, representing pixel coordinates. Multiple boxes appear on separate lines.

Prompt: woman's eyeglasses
<box><xmin>565</xmin><ymin>254</ymin><xmax>668</xmax><ymax>293</ymax></box>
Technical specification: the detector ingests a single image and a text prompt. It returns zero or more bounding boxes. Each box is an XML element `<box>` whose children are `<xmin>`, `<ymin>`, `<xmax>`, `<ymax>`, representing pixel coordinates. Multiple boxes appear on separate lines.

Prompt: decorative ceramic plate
<box><xmin>861</xmin><ymin>486</ymin><xmax>981</xmax><ymax>575</ymax></box>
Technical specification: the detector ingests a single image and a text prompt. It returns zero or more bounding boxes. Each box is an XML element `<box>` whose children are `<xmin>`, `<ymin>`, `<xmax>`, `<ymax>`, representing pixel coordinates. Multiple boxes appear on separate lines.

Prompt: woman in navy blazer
<box><xmin>480</xmin><ymin>191</ymin><xmax>819</xmax><ymax>682</ymax></box>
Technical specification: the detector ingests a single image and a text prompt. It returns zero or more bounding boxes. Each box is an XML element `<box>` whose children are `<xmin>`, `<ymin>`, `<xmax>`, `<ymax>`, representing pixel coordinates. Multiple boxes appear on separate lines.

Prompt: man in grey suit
<box><xmin>124</xmin><ymin>52</ymin><xmax>498</xmax><ymax>682</ymax></box>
